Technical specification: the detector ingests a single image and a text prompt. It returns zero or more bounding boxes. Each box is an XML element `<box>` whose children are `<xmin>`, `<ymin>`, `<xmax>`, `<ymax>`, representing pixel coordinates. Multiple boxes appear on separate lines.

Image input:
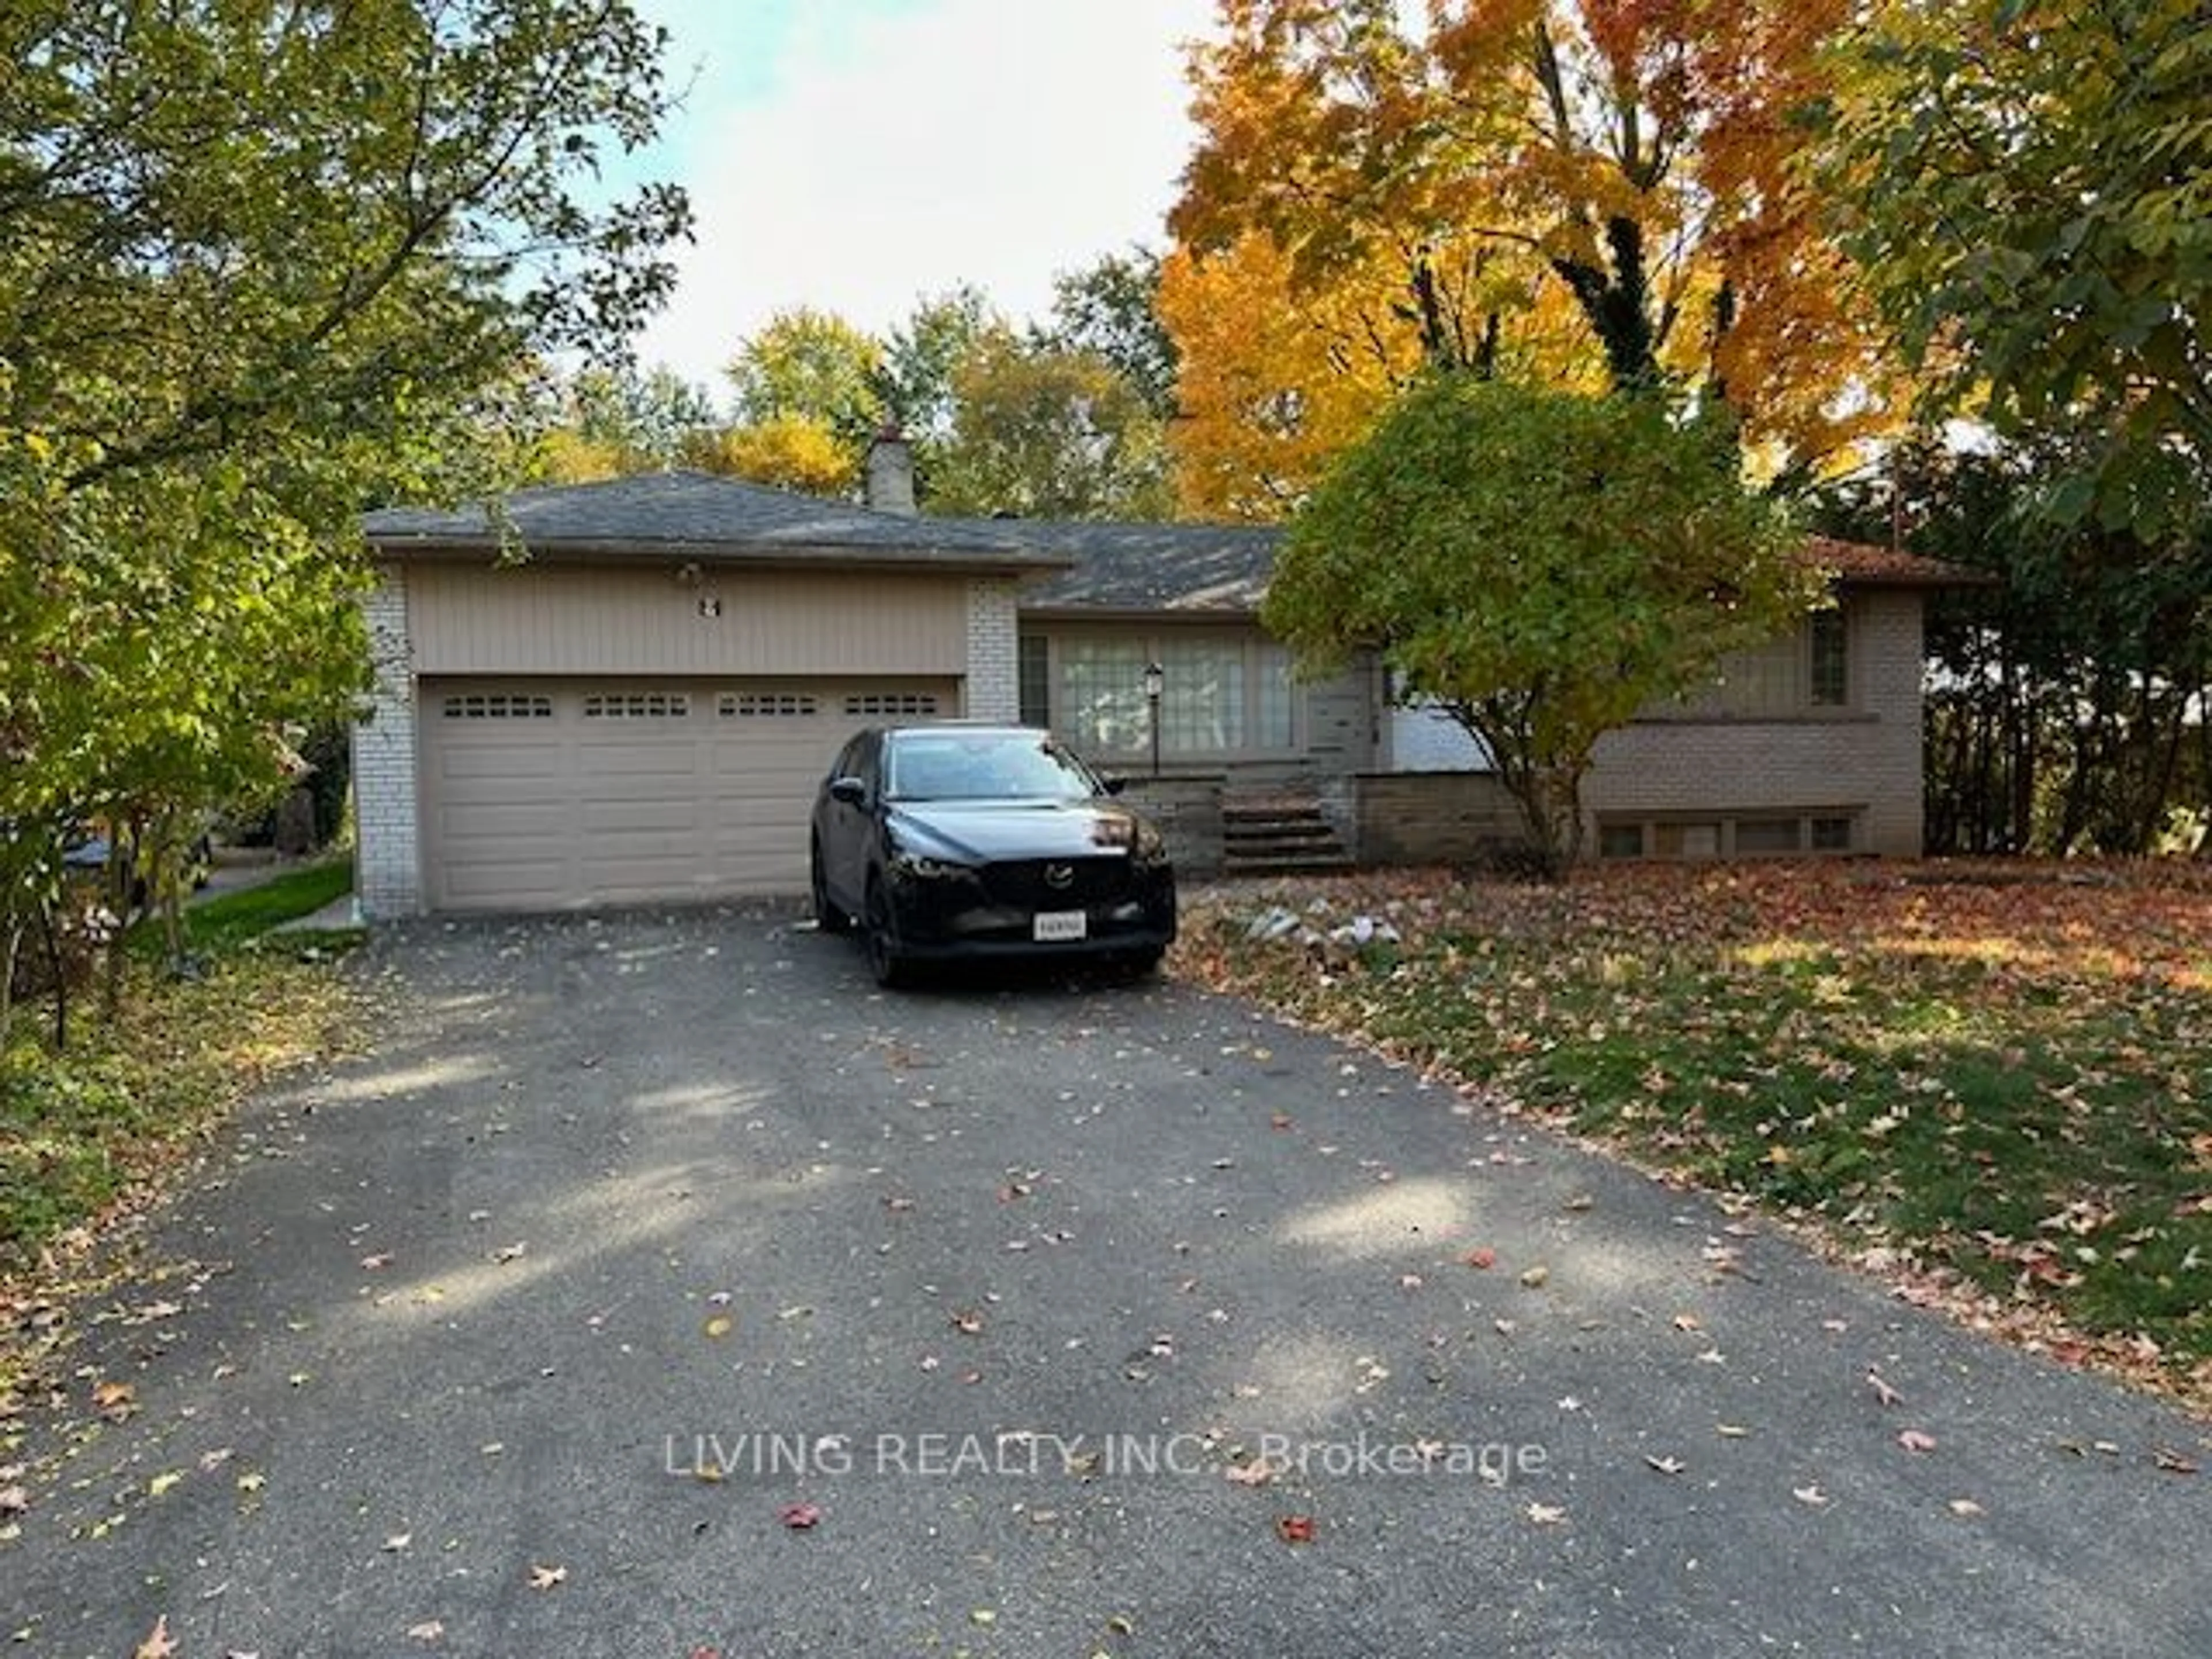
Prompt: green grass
<box><xmin>179</xmin><ymin>858</ymin><xmax>358</xmax><ymax>955</ymax></box>
<box><xmin>1179</xmin><ymin>863</ymin><xmax>2212</xmax><ymax>1403</ymax></box>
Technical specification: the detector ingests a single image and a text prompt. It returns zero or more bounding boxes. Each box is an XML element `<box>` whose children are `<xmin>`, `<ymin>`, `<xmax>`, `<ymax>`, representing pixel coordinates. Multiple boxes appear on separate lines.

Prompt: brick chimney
<box><xmin>865</xmin><ymin>427</ymin><xmax>916</xmax><ymax>516</ymax></box>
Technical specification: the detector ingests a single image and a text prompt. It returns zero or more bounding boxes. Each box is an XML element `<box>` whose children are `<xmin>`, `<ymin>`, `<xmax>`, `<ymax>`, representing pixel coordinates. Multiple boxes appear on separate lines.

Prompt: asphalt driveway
<box><xmin>5</xmin><ymin>906</ymin><xmax>2207</xmax><ymax>1656</ymax></box>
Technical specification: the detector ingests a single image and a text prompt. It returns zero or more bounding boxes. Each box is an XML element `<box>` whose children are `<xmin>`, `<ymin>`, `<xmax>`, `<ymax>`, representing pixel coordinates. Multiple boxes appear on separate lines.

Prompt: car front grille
<box><xmin>982</xmin><ymin>856</ymin><xmax>1134</xmax><ymax>910</ymax></box>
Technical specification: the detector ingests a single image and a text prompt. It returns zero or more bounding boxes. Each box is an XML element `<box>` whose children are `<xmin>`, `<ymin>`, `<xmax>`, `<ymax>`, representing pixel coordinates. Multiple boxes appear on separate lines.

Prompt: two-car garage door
<box><xmin>418</xmin><ymin>676</ymin><xmax>959</xmax><ymax>911</ymax></box>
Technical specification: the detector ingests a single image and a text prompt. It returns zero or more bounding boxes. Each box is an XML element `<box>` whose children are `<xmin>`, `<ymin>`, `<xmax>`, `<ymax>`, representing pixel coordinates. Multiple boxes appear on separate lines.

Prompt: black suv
<box><xmin>809</xmin><ymin>725</ymin><xmax>1177</xmax><ymax>987</ymax></box>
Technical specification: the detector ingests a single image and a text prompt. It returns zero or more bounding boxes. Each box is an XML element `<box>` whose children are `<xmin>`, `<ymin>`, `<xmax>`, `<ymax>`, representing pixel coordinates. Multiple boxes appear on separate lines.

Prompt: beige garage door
<box><xmin>418</xmin><ymin>677</ymin><xmax>961</xmax><ymax>911</ymax></box>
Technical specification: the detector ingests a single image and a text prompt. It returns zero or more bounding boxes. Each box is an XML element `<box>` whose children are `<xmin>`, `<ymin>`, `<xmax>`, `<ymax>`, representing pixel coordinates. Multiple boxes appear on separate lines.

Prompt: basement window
<box><xmin>442</xmin><ymin>694</ymin><xmax>554</xmax><ymax>719</ymax></box>
<box><xmin>1597</xmin><ymin>823</ymin><xmax>1647</xmax><ymax>859</ymax></box>
<box><xmin>582</xmin><ymin>692</ymin><xmax>690</xmax><ymax>719</ymax></box>
<box><xmin>1600</xmin><ymin>811</ymin><xmax>1862</xmax><ymax>859</ymax></box>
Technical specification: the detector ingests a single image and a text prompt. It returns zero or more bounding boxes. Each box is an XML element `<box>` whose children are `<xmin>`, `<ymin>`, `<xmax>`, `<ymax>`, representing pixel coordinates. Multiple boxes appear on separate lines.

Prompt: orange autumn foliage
<box><xmin>1169</xmin><ymin>0</ymin><xmax>1897</xmax><ymax>501</ymax></box>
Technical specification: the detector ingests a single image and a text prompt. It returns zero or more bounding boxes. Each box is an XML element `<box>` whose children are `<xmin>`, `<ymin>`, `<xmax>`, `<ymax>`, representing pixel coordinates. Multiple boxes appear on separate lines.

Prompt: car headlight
<box><xmin>889</xmin><ymin>848</ymin><xmax>966</xmax><ymax>881</ymax></box>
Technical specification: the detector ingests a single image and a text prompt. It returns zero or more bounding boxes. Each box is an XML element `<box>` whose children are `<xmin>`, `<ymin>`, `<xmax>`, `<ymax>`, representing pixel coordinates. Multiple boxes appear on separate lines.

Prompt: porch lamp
<box><xmin>1142</xmin><ymin>660</ymin><xmax>1164</xmax><ymax>777</ymax></box>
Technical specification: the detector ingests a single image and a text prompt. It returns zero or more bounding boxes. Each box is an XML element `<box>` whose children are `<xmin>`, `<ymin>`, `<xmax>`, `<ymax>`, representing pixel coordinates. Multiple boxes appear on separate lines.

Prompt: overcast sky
<box><xmin>624</xmin><ymin>0</ymin><xmax>1219</xmax><ymax>399</ymax></box>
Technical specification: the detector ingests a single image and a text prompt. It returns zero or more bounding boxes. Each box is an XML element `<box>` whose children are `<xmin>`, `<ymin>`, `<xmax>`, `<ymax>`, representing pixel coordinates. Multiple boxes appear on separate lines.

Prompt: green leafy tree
<box><xmin>1814</xmin><ymin>436</ymin><xmax>2212</xmax><ymax>855</ymax></box>
<box><xmin>1</xmin><ymin>0</ymin><xmax>688</xmax><ymax>1010</ymax></box>
<box><xmin>725</xmin><ymin>308</ymin><xmax>887</xmax><ymax>450</ymax></box>
<box><xmin>876</xmin><ymin>287</ymin><xmax>997</xmax><ymax>446</ymax></box>
<box><xmin>1047</xmin><ymin>249</ymin><xmax>1181</xmax><ymax>422</ymax></box>
<box><xmin>533</xmin><ymin>364</ymin><xmax>719</xmax><ymax>481</ymax></box>
<box><xmin>927</xmin><ymin>331</ymin><xmax>1176</xmax><ymax>521</ymax></box>
<box><xmin>1824</xmin><ymin>0</ymin><xmax>2212</xmax><ymax>536</ymax></box>
<box><xmin>1268</xmin><ymin>376</ymin><xmax>1814</xmax><ymax>872</ymax></box>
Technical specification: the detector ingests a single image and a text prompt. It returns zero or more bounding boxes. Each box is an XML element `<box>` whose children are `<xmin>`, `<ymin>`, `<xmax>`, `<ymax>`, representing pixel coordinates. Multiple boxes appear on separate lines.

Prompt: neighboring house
<box><xmin>354</xmin><ymin>457</ymin><xmax>1968</xmax><ymax>918</ymax></box>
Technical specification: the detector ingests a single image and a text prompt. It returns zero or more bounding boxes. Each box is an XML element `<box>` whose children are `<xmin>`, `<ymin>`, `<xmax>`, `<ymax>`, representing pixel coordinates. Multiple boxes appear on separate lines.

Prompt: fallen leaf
<box><xmin>1518</xmin><ymin>1264</ymin><xmax>1550</xmax><ymax>1289</ymax></box>
<box><xmin>1897</xmin><ymin>1429</ymin><xmax>1938</xmax><ymax>1453</ymax></box>
<box><xmin>1948</xmin><ymin>1498</ymin><xmax>1985</xmax><ymax>1517</ymax></box>
<box><xmin>382</xmin><ymin>1532</ymin><xmax>413</xmax><ymax>1552</ymax></box>
<box><xmin>951</xmin><ymin>1309</ymin><xmax>984</xmax><ymax>1335</ymax></box>
<box><xmin>1866</xmin><ymin>1369</ymin><xmax>1902</xmax><ymax>1408</ymax></box>
<box><xmin>970</xmin><ymin>1609</ymin><xmax>998</xmax><ymax>1627</ymax></box>
<box><xmin>146</xmin><ymin>1470</ymin><xmax>183</xmax><ymax>1498</ymax></box>
<box><xmin>1224</xmin><ymin>1460</ymin><xmax>1274</xmax><ymax>1487</ymax></box>
<box><xmin>492</xmin><ymin>1242</ymin><xmax>528</xmax><ymax>1264</ymax></box>
<box><xmin>236</xmin><ymin>1472</ymin><xmax>266</xmax><ymax>1494</ymax></box>
<box><xmin>1275</xmin><ymin>1514</ymin><xmax>1316</xmax><ymax>1544</ymax></box>
<box><xmin>0</xmin><ymin>1486</ymin><xmax>26</xmax><ymax>1516</ymax></box>
<box><xmin>2153</xmin><ymin>1447</ymin><xmax>2198</xmax><ymax>1474</ymax></box>
<box><xmin>702</xmin><ymin>1315</ymin><xmax>735</xmax><ymax>1340</ymax></box>
<box><xmin>1463</xmin><ymin>1247</ymin><xmax>1497</xmax><ymax>1271</ymax></box>
<box><xmin>527</xmin><ymin>1563</ymin><xmax>566</xmax><ymax>1590</ymax></box>
<box><xmin>1525</xmin><ymin>1502</ymin><xmax>1566</xmax><ymax>1526</ymax></box>
<box><xmin>1793</xmin><ymin>1484</ymin><xmax>1830</xmax><ymax>1507</ymax></box>
<box><xmin>1715</xmin><ymin>1424</ymin><xmax>1751</xmax><ymax>1439</ymax></box>
<box><xmin>778</xmin><ymin>1501</ymin><xmax>823</xmax><ymax>1529</ymax></box>
<box><xmin>406</xmin><ymin>1620</ymin><xmax>446</xmax><ymax>1642</ymax></box>
<box><xmin>134</xmin><ymin>1615</ymin><xmax>176</xmax><ymax>1659</ymax></box>
<box><xmin>1672</xmin><ymin>1312</ymin><xmax>1703</xmax><ymax>1332</ymax></box>
<box><xmin>1645</xmin><ymin>1455</ymin><xmax>1686</xmax><ymax>1476</ymax></box>
<box><xmin>360</xmin><ymin>1253</ymin><xmax>394</xmax><ymax>1270</ymax></box>
<box><xmin>93</xmin><ymin>1379</ymin><xmax>137</xmax><ymax>1412</ymax></box>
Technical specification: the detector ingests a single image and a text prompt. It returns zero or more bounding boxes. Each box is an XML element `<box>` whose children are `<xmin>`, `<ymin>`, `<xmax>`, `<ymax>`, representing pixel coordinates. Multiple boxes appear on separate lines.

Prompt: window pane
<box><xmin>1810</xmin><ymin>609</ymin><xmax>1849</xmax><ymax>706</ymax></box>
<box><xmin>1656</xmin><ymin>821</ymin><xmax>1721</xmax><ymax>858</ymax></box>
<box><xmin>1599</xmin><ymin>822</ymin><xmax>1646</xmax><ymax>859</ymax></box>
<box><xmin>1158</xmin><ymin>638</ymin><xmax>1243</xmax><ymax>752</ymax></box>
<box><xmin>1056</xmin><ymin>639</ymin><xmax>1149</xmax><ymax>752</ymax></box>
<box><xmin>1018</xmin><ymin>635</ymin><xmax>1051</xmax><ymax>728</ymax></box>
<box><xmin>1253</xmin><ymin>643</ymin><xmax>1295</xmax><ymax>750</ymax></box>
<box><xmin>1734</xmin><ymin>817</ymin><xmax>1803</xmax><ymax>854</ymax></box>
<box><xmin>1810</xmin><ymin>815</ymin><xmax>1854</xmax><ymax>851</ymax></box>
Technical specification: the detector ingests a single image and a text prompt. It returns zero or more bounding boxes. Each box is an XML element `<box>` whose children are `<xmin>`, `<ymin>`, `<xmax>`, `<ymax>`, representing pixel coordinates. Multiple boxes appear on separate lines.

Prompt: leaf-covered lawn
<box><xmin>1175</xmin><ymin>861</ymin><xmax>2212</xmax><ymax>1412</ymax></box>
<box><xmin>2</xmin><ymin>888</ymin><xmax>373</xmax><ymax>1411</ymax></box>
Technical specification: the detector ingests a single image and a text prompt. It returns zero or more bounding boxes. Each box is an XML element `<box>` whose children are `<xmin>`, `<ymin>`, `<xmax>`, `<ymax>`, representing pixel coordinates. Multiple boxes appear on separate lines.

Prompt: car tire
<box><xmin>863</xmin><ymin>877</ymin><xmax>909</xmax><ymax>989</ymax></box>
<box><xmin>810</xmin><ymin>839</ymin><xmax>851</xmax><ymax>935</ymax></box>
<box><xmin>1119</xmin><ymin>948</ymin><xmax>1165</xmax><ymax>982</ymax></box>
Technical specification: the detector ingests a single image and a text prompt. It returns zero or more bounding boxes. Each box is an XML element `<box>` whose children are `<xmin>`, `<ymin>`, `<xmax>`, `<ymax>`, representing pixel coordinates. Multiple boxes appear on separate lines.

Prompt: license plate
<box><xmin>1033</xmin><ymin>910</ymin><xmax>1088</xmax><ymax>942</ymax></box>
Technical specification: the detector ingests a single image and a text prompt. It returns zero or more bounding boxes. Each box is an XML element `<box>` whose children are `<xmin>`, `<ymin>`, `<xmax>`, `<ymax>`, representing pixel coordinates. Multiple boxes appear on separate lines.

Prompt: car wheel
<box><xmin>863</xmin><ymin>877</ymin><xmax>909</xmax><ymax>989</ymax></box>
<box><xmin>810</xmin><ymin>839</ymin><xmax>851</xmax><ymax>935</ymax></box>
<box><xmin>1119</xmin><ymin>948</ymin><xmax>1165</xmax><ymax>982</ymax></box>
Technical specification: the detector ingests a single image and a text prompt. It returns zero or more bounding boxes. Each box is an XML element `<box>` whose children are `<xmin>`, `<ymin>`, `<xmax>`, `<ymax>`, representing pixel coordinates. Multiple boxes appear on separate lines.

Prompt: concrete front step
<box><xmin>1220</xmin><ymin>793</ymin><xmax>1354</xmax><ymax>874</ymax></box>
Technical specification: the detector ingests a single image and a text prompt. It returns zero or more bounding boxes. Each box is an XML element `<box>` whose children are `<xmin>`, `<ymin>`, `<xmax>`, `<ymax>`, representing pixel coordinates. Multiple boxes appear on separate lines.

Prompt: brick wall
<box><xmin>1323</xmin><ymin>772</ymin><xmax>1524</xmax><ymax>866</ymax></box>
<box><xmin>1582</xmin><ymin>592</ymin><xmax>1925</xmax><ymax>854</ymax></box>
<box><xmin>965</xmin><ymin>577</ymin><xmax>1020</xmax><ymax>720</ymax></box>
<box><xmin>1118</xmin><ymin>775</ymin><xmax>1228</xmax><ymax>877</ymax></box>
<box><xmin>352</xmin><ymin>565</ymin><xmax>422</xmax><ymax>918</ymax></box>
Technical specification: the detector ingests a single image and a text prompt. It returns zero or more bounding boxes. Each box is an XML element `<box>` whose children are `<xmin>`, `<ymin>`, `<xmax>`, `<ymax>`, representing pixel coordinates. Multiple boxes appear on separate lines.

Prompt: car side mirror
<box><xmin>828</xmin><ymin>777</ymin><xmax>867</xmax><ymax>807</ymax></box>
<box><xmin>1100</xmin><ymin>774</ymin><xmax>1127</xmax><ymax>797</ymax></box>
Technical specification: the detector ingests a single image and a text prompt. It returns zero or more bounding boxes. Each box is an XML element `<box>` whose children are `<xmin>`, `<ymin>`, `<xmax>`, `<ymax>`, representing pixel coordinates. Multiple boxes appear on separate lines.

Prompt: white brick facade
<box><xmin>1584</xmin><ymin>592</ymin><xmax>1926</xmax><ymax>855</ymax></box>
<box><xmin>965</xmin><ymin>577</ymin><xmax>1021</xmax><ymax>721</ymax></box>
<box><xmin>353</xmin><ymin>565</ymin><xmax>423</xmax><ymax>918</ymax></box>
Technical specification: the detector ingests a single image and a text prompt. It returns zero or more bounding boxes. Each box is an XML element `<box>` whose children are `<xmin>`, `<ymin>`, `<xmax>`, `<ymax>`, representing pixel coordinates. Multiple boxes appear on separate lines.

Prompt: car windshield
<box><xmin>885</xmin><ymin>732</ymin><xmax>1101</xmax><ymax>803</ymax></box>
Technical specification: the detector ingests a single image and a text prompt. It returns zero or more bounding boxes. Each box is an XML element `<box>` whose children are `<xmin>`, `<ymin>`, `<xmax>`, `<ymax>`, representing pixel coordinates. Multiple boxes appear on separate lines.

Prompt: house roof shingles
<box><xmin>362</xmin><ymin>472</ymin><xmax>1983</xmax><ymax>603</ymax></box>
<box><xmin>362</xmin><ymin>471</ymin><xmax>1067</xmax><ymax>574</ymax></box>
<box><xmin>933</xmin><ymin>519</ymin><xmax>1283</xmax><ymax>613</ymax></box>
